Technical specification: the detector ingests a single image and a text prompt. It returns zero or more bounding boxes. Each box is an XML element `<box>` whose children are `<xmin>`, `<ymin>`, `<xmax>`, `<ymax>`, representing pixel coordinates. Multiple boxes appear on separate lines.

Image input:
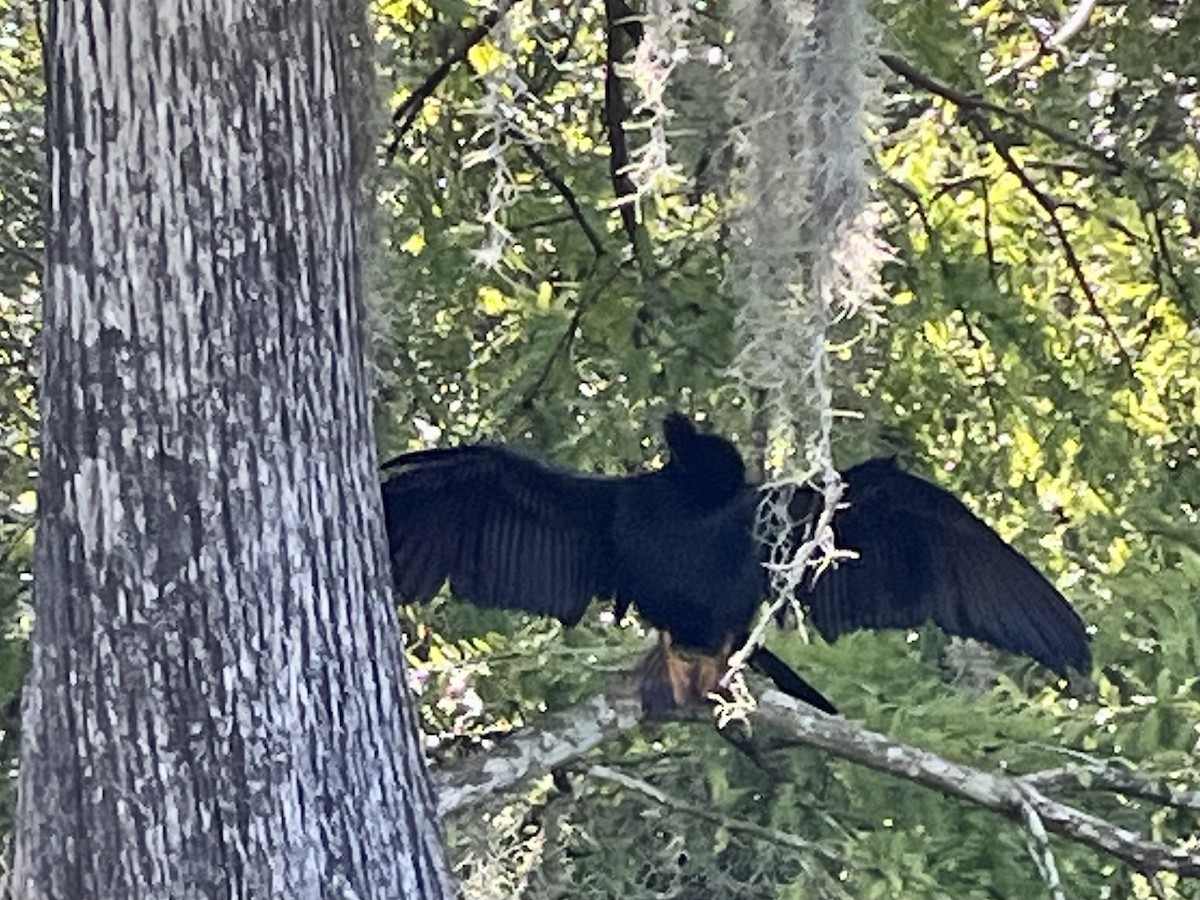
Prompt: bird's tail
<box><xmin>749</xmin><ymin>647</ymin><xmax>838</xmax><ymax>714</ymax></box>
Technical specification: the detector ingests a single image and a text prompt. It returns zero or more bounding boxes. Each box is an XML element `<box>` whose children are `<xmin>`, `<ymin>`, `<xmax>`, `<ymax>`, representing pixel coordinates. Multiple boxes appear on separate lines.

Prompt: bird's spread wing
<box><xmin>785</xmin><ymin>459</ymin><xmax>1091</xmax><ymax>674</ymax></box>
<box><xmin>381</xmin><ymin>444</ymin><xmax>622</xmax><ymax>625</ymax></box>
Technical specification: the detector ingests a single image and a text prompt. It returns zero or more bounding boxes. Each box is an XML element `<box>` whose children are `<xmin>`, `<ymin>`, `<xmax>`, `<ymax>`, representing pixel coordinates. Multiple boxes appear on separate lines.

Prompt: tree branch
<box><xmin>985</xmin><ymin>0</ymin><xmax>1100</xmax><ymax>86</ymax></box>
<box><xmin>602</xmin><ymin>0</ymin><xmax>640</xmax><ymax>248</ymax></box>
<box><xmin>1021</xmin><ymin>763</ymin><xmax>1200</xmax><ymax>812</ymax></box>
<box><xmin>879</xmin><ymin>52</ymin><xmax>1123</xmax><ymax>176</ymax></box>
<box><xmin>432</xmin><ymin>684</ymin><xmax>1200</xmax><ymax>879</ymax></box>
<box><xmin>511</xmin><ymin>130</ymin><xmax>607</xmax><ymax>258</ymax></box>
<box><xmin>516</xmin><ymin>261</ymin><xmax>622</xmax><ymax>411</ymax></box>
<box><xmin>754</xmin><ymin>690</ymin><xmax>1200</xmax><ymax>878</ymax></box>
<box><xmin>970</xmin><ymin>117</ymin><xmax>1135</xmax><ymax>372</ymax></box>
<box><xmin>432</xmin><ymin>676</ymin><xmax>642</xmax><ymax>816</ymax></box>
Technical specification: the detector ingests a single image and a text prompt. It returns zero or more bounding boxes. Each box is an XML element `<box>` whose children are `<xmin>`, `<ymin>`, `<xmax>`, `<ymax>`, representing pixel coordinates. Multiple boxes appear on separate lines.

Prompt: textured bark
<box><xmin>12</xmin><ymin>2</ymin><xmax>454</xmax><ymax>898</ymax></box>
<box><xmin>434</xmin><ymin>676</ymin><xmax>643</xmax><ymax>816</ymax></box>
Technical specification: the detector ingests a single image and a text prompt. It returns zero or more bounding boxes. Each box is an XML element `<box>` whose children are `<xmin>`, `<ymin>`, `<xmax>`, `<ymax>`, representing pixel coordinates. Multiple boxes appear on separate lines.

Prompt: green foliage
<box><xmin>0</xmin><ymin>0</ymin><xmax>41</xmax><ymax>835</ymax></box>
<box><xmin>0</xmin><ymin>0</ymin><xmax>1197</xmax><ymax>894</ymax></box>
<box><xmin>372</xmin><ymin>1</ymin><xmax>1200</xmax><ymax>897</ymax></box>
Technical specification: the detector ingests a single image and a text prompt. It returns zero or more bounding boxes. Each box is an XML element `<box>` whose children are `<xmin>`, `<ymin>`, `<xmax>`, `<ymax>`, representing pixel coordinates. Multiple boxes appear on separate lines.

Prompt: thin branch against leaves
<box><xmin>515</xmin><ymin>261</ymin><xmax>622</xmax><ymax>412</ymax></box>
<box><xmin>510</xmin><ymin>129</ymin><xmax>607</xmax><ymax>258</ymax></box>
<box><xmin>587</xmin><ymin>764</ymin><xmax>856</xmax><ymax>892</ymax></box>
<box><xmin>969</xmin><ymin>115</ymin><xmax>1135</xmax><ymax>372</ymax></box>
<box><xmin>385</xmin><ymin>0</ymin><xmax>522</xmax><ymax>160</ymax></box>
<box><xmin>879</xmin><ymin>52</ymin><xmax>1124</xmax><ymax>176</ymax></box>
<box><xmin>432</xmin><ymin>684</ymin><xmax>1200</xmax><ymax>880</ymax></box>
<box><xmin>0</xmin><ymin>237</ymin><xmax>40</xmax><ymax>273</ymax></box>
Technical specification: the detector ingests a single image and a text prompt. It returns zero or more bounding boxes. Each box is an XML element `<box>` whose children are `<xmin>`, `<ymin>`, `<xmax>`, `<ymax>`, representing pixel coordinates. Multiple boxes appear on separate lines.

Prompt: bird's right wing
<box><xmin>381</xmin><ymin>444</ymin><xmax>623</xmax><ymax>625</ymax></box>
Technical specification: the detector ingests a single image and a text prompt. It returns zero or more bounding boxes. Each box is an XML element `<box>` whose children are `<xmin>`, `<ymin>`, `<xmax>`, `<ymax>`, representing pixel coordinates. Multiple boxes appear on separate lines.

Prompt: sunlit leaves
<box><xmin>370</xmin><ymin>0</ymin><xmax>1200</xmax><ymax>893</ymax></box>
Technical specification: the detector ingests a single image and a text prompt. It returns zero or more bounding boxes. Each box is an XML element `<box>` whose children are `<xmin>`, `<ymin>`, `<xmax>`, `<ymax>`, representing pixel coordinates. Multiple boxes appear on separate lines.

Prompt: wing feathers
<box><xmin>382</xmin><ymin>444</ymin><xmax>622</xmax><ymax>625</ymax></box>
<box><xmin>385</xmin><ymin>435</ymin><xmax>1090</xmax><ymax>678</ymax></box>
<box><xmin>792</xmin><ymin>459</ymin><xmax>1091</xmax><ymax>674</ymax></box>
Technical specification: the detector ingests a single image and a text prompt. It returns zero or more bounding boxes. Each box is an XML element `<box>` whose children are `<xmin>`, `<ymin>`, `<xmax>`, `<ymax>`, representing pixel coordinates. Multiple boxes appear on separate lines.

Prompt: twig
<box><xmin>981</xmin><ymin>176</ymin><xmax>999</xmax><ymax>286</ymax></box>
<box><xmin>971</xmin><ymin>116</ymin><xmax>1135</xmax><ymax>372</ymax></box>
<box><xmin>879</xmin><ymin>52</ymin><xmax>1123</xmax><ymax>176</ymax></box>
<box><xmin>512</xmin><ymin>131</ymin><xmax>607</xmax><ymax>258</ymax></box>
<box><xmin>951</xmin><ymin>305</ymin><xmax>1002</xmax><ymax>436</ymax></box>
<box><xmin>1148</xmin><ymin>206</ymin><xmax>1199</xmax><ymax>321</ymax></box>
<box><xmin>0</xmin><ymin>237</ymin><xmax>41</xmax><ymax>273</ymax></box>
<box><xmin>385</xmin><ymin>0</ymin><xmax>522</xmax><ymax>160</ymax></box>
<box><xmin>516</xmin><ymin>262</ymin><xmax>621</xmax><ymax>411</ymax></box>
<box><xmin>588</xmin><ymin>764</ymin><xmax>850</xmax><ymax>873</ymax></box>
<box><xmin>509</xmin><ymin>211</ymin><xmax>584</xmax><ymax>233</ymax></box>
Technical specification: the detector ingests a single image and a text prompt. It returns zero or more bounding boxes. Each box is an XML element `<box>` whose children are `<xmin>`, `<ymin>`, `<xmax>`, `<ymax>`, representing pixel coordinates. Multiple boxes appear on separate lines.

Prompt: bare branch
<box><xmin>429</xmin><ymin>684</ymin><xmax>1200</xmax><ymax>879</ymax></box>
<box><xmin>755</xmin><ymin>690</ymin><xmax>1200</xmax><ymax>878</ymax></box>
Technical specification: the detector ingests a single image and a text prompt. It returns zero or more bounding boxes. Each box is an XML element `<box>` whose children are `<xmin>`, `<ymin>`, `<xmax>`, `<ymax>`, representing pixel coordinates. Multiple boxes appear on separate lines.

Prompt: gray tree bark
<box><xmin>11</xmin><ymin>2</ymin><xmax>454</xmax><ymax>898</ymax></box>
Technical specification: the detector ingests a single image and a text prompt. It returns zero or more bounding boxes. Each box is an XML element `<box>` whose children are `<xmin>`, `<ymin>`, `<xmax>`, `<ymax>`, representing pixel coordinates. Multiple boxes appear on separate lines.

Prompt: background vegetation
<box><xmin>3</xmin><ymin>0</ymin><xmax>1199</xmax><ymax>896</ymax></box>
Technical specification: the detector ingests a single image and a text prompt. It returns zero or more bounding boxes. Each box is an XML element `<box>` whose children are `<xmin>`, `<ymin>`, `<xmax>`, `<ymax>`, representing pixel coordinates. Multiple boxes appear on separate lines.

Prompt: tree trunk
<box><xmin>11</xmin><ymin>2</ymin><xmax>454</xmax><ymax>898</ymax></box>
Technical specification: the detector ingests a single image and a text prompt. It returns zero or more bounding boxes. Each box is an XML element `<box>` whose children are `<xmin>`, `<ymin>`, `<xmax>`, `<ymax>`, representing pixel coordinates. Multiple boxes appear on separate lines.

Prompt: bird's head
<box><xmin>662</xmin><ymin>413</ymin><xmax>747</xmax><ymax>503</ymax></box>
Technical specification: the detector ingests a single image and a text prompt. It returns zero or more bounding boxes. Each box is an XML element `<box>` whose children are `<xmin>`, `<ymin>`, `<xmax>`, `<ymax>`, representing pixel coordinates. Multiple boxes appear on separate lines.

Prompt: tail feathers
<box><xmin>749</xmin><ymin>647</ymin><xmax>838</xmax><ymax>715</ymax></box>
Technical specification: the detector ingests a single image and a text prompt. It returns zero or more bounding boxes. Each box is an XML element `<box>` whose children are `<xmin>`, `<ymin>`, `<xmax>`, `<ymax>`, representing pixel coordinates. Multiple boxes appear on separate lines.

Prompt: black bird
<box><xmin>381</xmin><ymin>414</ymin><xmax>1090</xmax><ymax>714</ymax></box>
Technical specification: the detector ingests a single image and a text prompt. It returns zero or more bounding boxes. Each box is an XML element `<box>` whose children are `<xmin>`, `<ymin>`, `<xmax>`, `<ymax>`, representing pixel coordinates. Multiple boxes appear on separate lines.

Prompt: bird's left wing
<box><xmin>781</xmin><ymin>459</ymin><xmax>1091</xmax><ymax>674</ymax></box>
<box><xmin>381</xmin><ymin>444</ymin><xmax>624</xmax><ymax>625</ymax></box>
